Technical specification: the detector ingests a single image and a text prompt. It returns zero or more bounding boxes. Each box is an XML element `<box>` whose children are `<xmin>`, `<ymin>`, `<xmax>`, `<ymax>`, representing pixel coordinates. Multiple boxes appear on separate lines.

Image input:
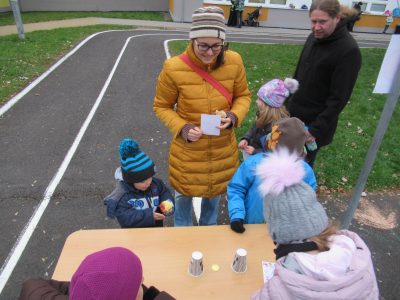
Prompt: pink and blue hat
<box><xmin>257</xmin><ymin>78</ymin><xmax>299</xmax><ymax>108</ymax></box>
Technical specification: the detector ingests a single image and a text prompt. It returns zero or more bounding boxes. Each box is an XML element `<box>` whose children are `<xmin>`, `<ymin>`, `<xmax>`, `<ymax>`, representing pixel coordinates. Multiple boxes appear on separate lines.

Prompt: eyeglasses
<box><xmin>194</xmin><ymin>39</ymin><xmax>224</xmax><ymax>52</ymax></box>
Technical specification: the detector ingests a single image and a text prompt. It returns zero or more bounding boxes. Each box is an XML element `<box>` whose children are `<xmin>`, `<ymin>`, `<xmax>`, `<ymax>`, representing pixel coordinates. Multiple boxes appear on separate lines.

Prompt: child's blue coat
<box><xmin>104</xmin><ymin>177</ymin><xmax>174</xmax><ymax>228</ymax></box>
<box><xmin>228</xmin><ymin>153</ymin><xmax>316</xmax><ymax>224</ymax></box>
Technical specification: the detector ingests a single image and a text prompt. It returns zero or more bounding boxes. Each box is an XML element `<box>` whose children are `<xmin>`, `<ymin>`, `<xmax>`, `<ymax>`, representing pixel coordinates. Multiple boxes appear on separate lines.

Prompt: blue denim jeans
<box><xmin>174</xmin><ymin>191</ymin><xmax>221</xmax><ymax>226</ymax></box>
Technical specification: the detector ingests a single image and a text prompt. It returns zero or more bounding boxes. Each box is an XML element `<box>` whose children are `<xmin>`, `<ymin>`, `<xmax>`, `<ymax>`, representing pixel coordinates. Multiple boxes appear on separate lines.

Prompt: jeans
<box><xmin>383</xmin><ymin>24</ymin><xmax>389</xmax><ymax>32</ymax></box>
<box><xmin>174</xmin><ymin>191</ymin><xmax>221</xmax><ymax>226</ymax></box>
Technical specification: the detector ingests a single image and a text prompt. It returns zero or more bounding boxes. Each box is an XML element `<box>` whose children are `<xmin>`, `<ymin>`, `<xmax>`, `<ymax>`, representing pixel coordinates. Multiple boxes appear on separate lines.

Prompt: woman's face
<box><xmin>256</xmin><ymin>98</ymin><xmax>266</xmax><ymax>111</ymax></box>
<box><xmin>193</xmin><ymin>37</ymin><xmax>224</xmax><ymax>64</ymax></box>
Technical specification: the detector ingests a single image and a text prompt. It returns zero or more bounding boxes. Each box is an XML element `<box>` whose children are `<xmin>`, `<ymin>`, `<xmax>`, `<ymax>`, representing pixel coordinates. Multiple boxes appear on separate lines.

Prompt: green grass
<box><xmin>168</xmin><ymin>40</ymin><xmax>399</xmax><ymax>192</ymax></box>
<box><xmin>0</xmin><ymin>25</ymin><xmax>135</xmax><ymax>106</ymax></box>
<box><xmin>0</xmin><ymin>11</ymin><xmax>168</xmax><ymax>26</ymax></box>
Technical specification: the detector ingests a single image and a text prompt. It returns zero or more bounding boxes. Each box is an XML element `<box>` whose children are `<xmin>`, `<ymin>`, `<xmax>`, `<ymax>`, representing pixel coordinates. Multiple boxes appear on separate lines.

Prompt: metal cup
<box><xmin>231</xmin><ymin>248</ymin><xmax>247</xmax><ymax>273</ymax></box>
<box><xmin>188</xmin><ymin>251</ymin><xmax>204</xmax><ymax>277</ymax></box>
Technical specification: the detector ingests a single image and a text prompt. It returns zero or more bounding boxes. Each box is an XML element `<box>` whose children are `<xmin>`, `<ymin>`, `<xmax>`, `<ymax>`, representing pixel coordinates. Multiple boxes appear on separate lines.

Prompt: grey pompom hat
<box><xmin>256</xmin><ymin>148</ymin><xmax>329</xmax><ymax>244</ymax></box>
<box><xmin>263</xmin><ymin>180</ymin><xmax>329</xmax><ymax>243</ymax></box>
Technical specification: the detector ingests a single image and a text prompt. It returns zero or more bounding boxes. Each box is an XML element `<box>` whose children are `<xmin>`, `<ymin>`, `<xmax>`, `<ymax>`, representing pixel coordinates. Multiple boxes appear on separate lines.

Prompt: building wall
<box><xmin>169</xmin><ymin>0</ymin><xmax>203</xmax><ymax>22</ymax></box>
<box><xmin>205</xmin><ymin>0</ymin><xmax>398</xmax><ymax>14</ymax></box>
<box><xmin>0</xmin><ymin>0</ymin><xmax>11</xmax><ymax>12</ymax></box>
<box><xmin>206</xmin><ymin>2</ymin><xmax>400</xmax><ymax>33</ymax></box>
<box><xmin>17</xmin><ymin>0</ymin><xmax>169</xmax><ymax>12</ymax></box>
<box><xmin>169</xmin><ymin>0</ymin><xmax>174</xmax><ymax>15</ymax></box>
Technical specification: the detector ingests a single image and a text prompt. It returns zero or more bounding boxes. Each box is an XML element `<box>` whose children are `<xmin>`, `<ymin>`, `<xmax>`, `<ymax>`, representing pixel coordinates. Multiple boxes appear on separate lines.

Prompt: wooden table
<box><xmin>52</xmin><ymin>224</ymin><xmax>276</xmax><ymax>300</ymax></box>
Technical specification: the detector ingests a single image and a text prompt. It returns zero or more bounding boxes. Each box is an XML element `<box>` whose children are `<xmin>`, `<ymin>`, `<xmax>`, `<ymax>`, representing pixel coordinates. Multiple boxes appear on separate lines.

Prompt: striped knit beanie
<box><xmin>190</xmin><ymin>7</ymin><xmax>226</xmax><ymax>40</ymax></box>
<box><xmin>119</xmin><ymin>139</ymin><xmax>156</xmax><ymax>183</ymax></box>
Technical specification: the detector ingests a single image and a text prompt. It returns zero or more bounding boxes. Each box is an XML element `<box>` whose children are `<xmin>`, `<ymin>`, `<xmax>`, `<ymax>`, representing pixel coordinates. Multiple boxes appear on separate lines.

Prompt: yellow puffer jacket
<box><xmin>153</xmin><ymin>43</ymin><xmax>251</xmax><ymax>198</ymax></box>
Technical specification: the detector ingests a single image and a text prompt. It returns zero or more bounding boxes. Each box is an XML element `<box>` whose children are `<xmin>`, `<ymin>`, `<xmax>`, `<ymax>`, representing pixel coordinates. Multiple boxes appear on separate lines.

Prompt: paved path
<box><xmin>0</xmin><ymin>16</ymin><xmax>394</xmax><ymax>44</ymax></box>
<box><xmin>0</xmin><ymin>21</ymin><xmax>399</xmax><ymax>300</ymax></box>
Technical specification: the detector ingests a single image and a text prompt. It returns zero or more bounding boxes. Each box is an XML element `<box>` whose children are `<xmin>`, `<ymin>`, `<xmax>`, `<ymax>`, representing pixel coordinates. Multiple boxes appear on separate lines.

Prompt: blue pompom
<box><xmin>119</xmin><ymin>139</ymin><xmax>140</xmax><ymax>159</ymax></box>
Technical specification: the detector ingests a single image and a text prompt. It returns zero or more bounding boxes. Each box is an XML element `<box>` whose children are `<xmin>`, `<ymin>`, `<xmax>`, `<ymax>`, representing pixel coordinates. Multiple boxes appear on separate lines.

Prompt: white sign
<box><xmin>201</xmin><ymin>114</ymin><xmax>221</xmax><ymax>136</ymax></box>
<box><xmin>374</xmin><ymin>35</ymin><xmax>400</xmax><ymax>94</ymax></box>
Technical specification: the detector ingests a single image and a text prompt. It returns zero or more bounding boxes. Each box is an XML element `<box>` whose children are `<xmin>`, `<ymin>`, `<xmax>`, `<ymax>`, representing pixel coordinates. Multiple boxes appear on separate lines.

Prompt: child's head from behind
<box><xmin>70</xmin><ymin>247</ymin><xmax>143</xmax><ymax>300</ymax></box>
<box><xmin>119</xmin><ymin>139</ymin><xmax>156</xmax><ymax>189</ymax></box>
<box><xmin>264</xmin><ymin>117</ymin><xmax>306</xmax><ymax>157</ymax></box>
<box><xmin>256</xmin><ymin>149</ymin><xmax>329</xmax><ymax>245</ymax></box>
<box><xmin>256</xmin><ymin>78</ymin><xmax>298</xmax><ymax>128</ymax></box>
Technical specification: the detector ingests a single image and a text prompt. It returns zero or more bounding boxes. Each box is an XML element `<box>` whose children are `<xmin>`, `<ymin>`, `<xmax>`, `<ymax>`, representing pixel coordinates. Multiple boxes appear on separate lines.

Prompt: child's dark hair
<box><xmin>257</xmin><ymin>105</ymin><xmax>290</xmax><ymax>128</ymax></box>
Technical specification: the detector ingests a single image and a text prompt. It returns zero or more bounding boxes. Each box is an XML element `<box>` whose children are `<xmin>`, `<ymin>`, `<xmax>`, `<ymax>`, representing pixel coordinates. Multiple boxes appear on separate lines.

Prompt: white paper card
<box><xmin>201</xmin><ymin>114</ymin><xmax>221</xmax><ymax>136</ymax></box>
<box><xmin>262</xmin><ymin>261</ymin><xmax>276</xmax><ymax>283</ymax></box>
<box><xmin>374</xmin><ymin>35</ymin><xmax>400</xmax><ymax>94</ymax></box>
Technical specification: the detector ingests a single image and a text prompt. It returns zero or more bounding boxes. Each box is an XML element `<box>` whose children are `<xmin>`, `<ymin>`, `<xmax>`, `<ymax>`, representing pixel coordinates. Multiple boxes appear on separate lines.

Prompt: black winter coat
<box><xmin>286</xmin><ymin>19</ymin><xmax>362</xmax><ymax>146</ymax></box>
<box><xmin>240</xmin><ymin>112</ymin><xmax>272</xmax><ymax>155</ymax></box>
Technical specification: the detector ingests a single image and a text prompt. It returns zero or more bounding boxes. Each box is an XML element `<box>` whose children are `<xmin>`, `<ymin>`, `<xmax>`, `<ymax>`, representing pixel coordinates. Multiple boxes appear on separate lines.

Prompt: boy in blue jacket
<box><xmin>104</xmin><ymin>139</ymin><xmax>174</xmax><ymax>228</ymax></box>
<box><xmin>228</xmin><ymin>117</ymin><xmax>316</xmax><ymax>233</ymax></box>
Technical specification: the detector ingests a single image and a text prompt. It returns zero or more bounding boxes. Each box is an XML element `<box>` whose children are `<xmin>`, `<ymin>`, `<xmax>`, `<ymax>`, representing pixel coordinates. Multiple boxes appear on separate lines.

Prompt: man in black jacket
<box><xmin>348</xmin><ymin>1</ymin><xmax>362</xmax><ymax>31</ymax></box>
<box><xmin>286</xmin><ymin>0</ymin><xmax>362</xmax><ymax>168</ymax></box>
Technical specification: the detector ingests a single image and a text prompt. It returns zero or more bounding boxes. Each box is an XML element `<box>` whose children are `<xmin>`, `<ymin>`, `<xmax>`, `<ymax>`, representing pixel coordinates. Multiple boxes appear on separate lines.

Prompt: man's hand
<box><xmin>306</xmin><ymin>131</ymin><xmax>316</xmax><ymax>143</ymax></box>
<box><xmin>188</xmin><ymin>127</ymin><xmax>203</xmax><ymax>142</ymax></box>
<box><xmin>216</xmin><ymin>117</ymin><xmax>232</xmax><ymax>130</ymax></box>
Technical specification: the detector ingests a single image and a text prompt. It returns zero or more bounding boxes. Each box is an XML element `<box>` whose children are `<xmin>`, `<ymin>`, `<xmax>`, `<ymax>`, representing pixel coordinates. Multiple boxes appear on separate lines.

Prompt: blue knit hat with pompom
<box><xmin>119</xmin><ymin>139</ymin><xmax>156</xmax><ymax>183</ymax></box>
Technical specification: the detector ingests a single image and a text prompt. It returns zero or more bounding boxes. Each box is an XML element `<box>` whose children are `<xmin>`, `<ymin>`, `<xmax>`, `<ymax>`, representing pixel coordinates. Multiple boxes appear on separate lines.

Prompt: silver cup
<box><xmin>231</xmin><ymin>248</ymin><xmax>247</xmax><ymax>273</ymax></box>
<box><xmin>188</xmin><ymin>251</ymin><xmax>204</xmax><ymax>277</ymax></box>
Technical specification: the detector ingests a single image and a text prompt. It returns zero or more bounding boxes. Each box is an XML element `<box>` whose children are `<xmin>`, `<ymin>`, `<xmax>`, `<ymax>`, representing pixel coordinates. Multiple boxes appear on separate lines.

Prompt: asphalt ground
<box><xmin>0</xmin><ymin>29</ymin><xmax>398</xmax><ymax>299</ymax></box>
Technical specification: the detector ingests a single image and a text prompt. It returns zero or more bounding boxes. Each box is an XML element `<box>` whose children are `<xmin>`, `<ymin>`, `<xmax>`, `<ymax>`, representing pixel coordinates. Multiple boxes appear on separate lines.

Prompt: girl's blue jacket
<box><xmin>228</xmin><ymin>153</ymin><xmax>316</xmax><ymax>224</ymax></box>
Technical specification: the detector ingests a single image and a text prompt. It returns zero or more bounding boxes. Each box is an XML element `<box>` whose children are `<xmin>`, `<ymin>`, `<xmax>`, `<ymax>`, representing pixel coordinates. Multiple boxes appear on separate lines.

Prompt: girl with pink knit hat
<box><xmin>18</xmin><ymin>247</ymin><xmax>175</xmax><ymax>300</ymax></box>
<box><xmin>238</xmin><ymin>78</ymin><xmax>299</xmax><ymax>160</ymax></box>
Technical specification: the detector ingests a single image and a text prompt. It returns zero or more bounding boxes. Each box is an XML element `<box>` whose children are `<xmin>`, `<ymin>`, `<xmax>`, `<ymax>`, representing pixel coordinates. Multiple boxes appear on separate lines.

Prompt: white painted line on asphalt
<box><xmin>163</xmin><ymin>39</ymin><xmax>190</xmax><ymax>59</ymax></box>
<box><xmin>0</xmin><ymin>30</ymin><xmax>188</xmax><ymax>118</ymax></box>
<box><xmin>0</xmin><ymin>31</ymin><xmax>104</xmax><ymax>117</ymax></box>
<box><xmin>0</xmin><ymin>35</ymin><xmax>130</xmax><ymax>293</ymax></box>
<box><xmin>0</xmin><ymin>32</ymin><xmax>190</xmax><ymax>294</ymax></box>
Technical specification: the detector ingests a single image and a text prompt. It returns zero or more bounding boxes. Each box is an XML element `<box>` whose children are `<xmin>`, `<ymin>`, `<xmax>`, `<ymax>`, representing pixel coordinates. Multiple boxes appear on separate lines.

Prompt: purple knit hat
<box><xmin>257</xmin><ymin>78</ymin><xmax>299</xmax><ymax>107</ymax></box>
<box><xmin>70</xmin><ymin>247</ymin><xmax>143</xmax><ymax>300</ymax></box>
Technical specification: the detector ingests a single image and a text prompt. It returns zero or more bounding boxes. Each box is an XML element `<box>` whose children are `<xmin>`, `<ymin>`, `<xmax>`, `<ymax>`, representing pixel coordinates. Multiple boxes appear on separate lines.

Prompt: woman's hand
<box><xmin>216</xmin><ymin>117</ymin><xmax>232</xmax><ymax>130</ymax></box>
<box><xmin>188</xmin><ymin>127</ymin><xmax>203</xmax><ymax>142</ymax></box>
<box><xmin>245</xmin><ymin>146</ymin><xmax>255</xmax><ymax>154</ymax></box>
<box><xmin>306</xmin><ymin>131</ymin><xmax>316</xmax><ymax>143</ymax></box>
<box><xmin>238</xmin><ymin>140</ymin><xmax>248</xmax><ymax>150</ymax></box>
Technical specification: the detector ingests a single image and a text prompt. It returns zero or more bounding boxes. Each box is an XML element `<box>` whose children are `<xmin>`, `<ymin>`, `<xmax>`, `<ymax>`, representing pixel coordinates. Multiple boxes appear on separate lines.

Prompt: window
<box><xmin>370</xmin><ymin>3</ymin><xmax>386</xmax><ymax>12</ymax></box>
<box><xmin>248</xmin><ymin>0</ymin><xmax>266</xmax><ymax>3</ymax></box>
<box><xmin>270</xmin><ymin>0</ymin><xmax>286</xmax><ymax>4</ymax></box>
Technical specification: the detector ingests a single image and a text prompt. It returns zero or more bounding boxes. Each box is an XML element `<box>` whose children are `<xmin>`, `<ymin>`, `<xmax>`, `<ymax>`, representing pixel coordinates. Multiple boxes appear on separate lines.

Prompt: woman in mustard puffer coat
<box><xmin>153</xmin><ymin>7</ymin><xmax>251</xmax><ymax>227</ymax></box>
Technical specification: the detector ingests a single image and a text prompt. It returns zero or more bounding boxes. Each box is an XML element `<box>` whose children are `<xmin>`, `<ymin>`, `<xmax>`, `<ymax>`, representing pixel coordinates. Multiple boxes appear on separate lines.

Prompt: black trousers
<box><xmin>305</xmin><ymin>146</ymin><xmax>321</xmax><ymax>169</ymax></box>
<box><xmin>236</xmin><ymin>11</ymin><xmax>243</xmax><ymax>28</ymax></box>
<box><xmin>227</xmin><ymin>8</ymin><xmax>237</xmax><ymax>26</ymax></box>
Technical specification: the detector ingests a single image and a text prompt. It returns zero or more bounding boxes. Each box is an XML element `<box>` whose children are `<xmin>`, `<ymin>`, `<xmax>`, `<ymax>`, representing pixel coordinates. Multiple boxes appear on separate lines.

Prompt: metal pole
<box><xmin>10</xmin><ymin>0</ymin><xmax>25</xmax><ymax>39</ymax></box>
<box><xmin>342</xmin><ymin>63</ymin><xmax>400</xmax><ymax>229</ymax></box>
